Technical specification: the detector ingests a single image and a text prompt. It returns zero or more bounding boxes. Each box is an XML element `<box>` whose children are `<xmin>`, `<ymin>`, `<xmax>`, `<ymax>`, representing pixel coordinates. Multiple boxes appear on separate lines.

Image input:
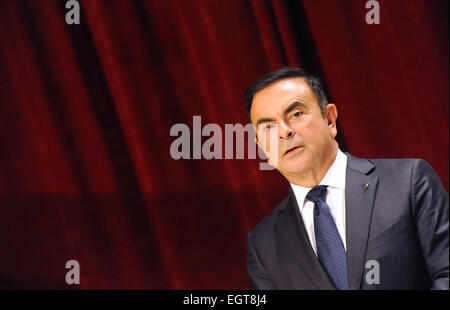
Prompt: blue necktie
<box><xmin>306</xmin><ymin>185</ymin><xmax>349</xmax><ymax>290</ymax></box>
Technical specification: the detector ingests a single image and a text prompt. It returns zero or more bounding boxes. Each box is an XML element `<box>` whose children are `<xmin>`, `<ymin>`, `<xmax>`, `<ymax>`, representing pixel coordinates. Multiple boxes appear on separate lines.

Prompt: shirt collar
<box><xmin>290</xmin><ymin>149</ymin><xmax>347</xmax><ymax>211</ymax></box>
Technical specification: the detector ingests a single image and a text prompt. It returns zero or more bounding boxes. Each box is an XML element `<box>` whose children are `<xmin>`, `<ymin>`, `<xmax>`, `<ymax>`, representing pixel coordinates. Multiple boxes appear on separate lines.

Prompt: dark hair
<box><xmin>244</xmin><ymin>67</ymin><xmax>329</xmax><ymax>121</ymax></box>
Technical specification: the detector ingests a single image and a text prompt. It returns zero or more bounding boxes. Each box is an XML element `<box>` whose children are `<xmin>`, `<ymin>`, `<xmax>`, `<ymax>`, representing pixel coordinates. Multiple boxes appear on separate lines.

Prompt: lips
<box><xmin>284</xmin><ymin>145</ymin><xmax>303</xmax><ymax>157</ymax></box>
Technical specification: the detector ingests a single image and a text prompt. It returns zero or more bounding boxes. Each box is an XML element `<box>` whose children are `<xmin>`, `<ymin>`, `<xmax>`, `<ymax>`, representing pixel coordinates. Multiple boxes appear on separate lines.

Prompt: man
<box><xmin>245</xmin><ymin>67</ymin><xmax>449</xmax><ymax>290</ymax></box>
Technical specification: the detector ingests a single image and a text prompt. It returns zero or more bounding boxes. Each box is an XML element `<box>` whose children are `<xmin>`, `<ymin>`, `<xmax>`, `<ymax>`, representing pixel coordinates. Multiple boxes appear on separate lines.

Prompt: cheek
<box><xmin>262</xmin><ymin>131</ymin><xmax>279</xmax><ymax>155</ymax></box>
<box><xmin>292</xmin><ymin>123</ymin><xmax>315</xmax><ymax>141</ymax></box>
<box><xmin>302</xmin><ymin>122</ymin><xmax>327</xmax><ymax>140</ymax></box>
<box><xmin>262</xmin><ymin>134</ymin><xmax>271</xmax><ymax>153</ymax></box>
<box><xmin>264</xmin><ymin>134</ymin><xmax>271</xmax><ymax>150</ymax></box>
<box><xmin>292</xmin><ymin>125</ymin><xmax>328</xmax><ymax>154</ymax></box>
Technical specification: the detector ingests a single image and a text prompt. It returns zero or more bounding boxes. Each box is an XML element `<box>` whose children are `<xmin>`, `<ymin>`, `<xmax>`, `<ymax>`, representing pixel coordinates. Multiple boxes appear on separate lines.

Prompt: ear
<box><xmin>325</xmin><ymin>103</ymin><xmax>338</xmax><ymax>138</ymax></box>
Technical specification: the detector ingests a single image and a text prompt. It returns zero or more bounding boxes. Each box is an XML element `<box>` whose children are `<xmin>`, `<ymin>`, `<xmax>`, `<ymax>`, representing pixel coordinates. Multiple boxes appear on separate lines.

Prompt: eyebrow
<box><xmin>283</xmin><ymin>101</ymin><xmax>307</xmax><ymax>115</ymax></box>
<box><xmin>255</xmin><ymin>101</ymin><xmax>307</xmax><ymax>126</ymax></box>
<box><xmin>256</xmin><ymin>117</ymin><xmax>276</xmax><ymax>126</ymax></box>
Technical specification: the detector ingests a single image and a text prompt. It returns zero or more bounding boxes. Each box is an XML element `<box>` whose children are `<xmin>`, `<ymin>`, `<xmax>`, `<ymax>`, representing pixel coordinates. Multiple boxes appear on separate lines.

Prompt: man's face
<box><xmin>250</xmin><ymin>77</ymin><xmax>338</xmax><ymax>179</ymax></box>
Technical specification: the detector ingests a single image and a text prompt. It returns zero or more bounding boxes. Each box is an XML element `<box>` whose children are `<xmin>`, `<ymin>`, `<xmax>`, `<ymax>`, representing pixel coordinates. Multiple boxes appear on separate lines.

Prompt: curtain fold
<box><xmin>0</xmin><ymin>0</ymin><xmax>447</xmax><ymax>289</ymax></box>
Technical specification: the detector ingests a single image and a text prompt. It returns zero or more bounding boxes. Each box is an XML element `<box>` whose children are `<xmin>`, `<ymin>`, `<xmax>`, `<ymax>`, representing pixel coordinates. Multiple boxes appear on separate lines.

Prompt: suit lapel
<box><xmin>275</xmin><ymin>188</ymin><xmax>335</xmax><ymax>289</ymax></box>
<box><xmin>274</xmin><ymin>153</ymin><xmax>379</xmax><ymax>290</ymax></box>
<box><xmin>345</xmin><ymin>153</ymin><xmax>378</xmax><ymax>289</ymax></box>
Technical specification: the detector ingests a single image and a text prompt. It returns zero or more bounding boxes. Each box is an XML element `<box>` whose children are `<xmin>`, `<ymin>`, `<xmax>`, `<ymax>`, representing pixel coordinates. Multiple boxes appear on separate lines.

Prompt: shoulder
<box><xmin>346</xmin><ymin>152</ymin><xmax>427</xmax><ymax>177</ymax></box>
<box><xmin>367</xmin><ymin>157</ymin><xmax>441</xmax><ymax>183</ymax></box>
<box><xmin>367</xmin><ymin>157</ymin><xmax>423</xmax><ymax>169</ymax></box>
<box><xmin>248</xmin><ymin>195</ymin><xmax>289</xmax><ymax>243</ymax></box>
<box><xmin>347</xmin><ymin>154</ymin><xmax>447</xmax><ymax>200</ymax></box>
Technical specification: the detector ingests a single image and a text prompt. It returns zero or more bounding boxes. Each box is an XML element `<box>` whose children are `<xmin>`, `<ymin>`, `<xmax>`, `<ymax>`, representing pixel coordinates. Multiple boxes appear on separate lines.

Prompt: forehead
<box><xmin>250</xmin><ymin>77</ymin><xmax>317</xmax><ymax>120</ymax></box>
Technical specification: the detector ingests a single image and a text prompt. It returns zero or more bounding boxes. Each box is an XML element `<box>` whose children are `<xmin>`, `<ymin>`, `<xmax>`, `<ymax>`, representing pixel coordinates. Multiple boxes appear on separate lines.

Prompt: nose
<box><xmin>278</xmin><ymin>120</ymin><xmax>295</xmax><ymax>140</ymax></box>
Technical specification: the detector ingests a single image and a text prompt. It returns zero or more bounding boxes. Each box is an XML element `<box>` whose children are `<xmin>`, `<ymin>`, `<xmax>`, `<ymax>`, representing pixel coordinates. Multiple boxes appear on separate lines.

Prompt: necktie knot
<box><xmin>306</xmin><ymin>185</ymin><xmax>328</xmax><ymax>204</ymax></box>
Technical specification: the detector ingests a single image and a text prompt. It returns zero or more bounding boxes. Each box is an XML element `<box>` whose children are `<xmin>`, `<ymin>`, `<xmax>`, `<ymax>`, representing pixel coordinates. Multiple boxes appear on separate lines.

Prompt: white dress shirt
<box><xmin>290</xmin><ymin>149</ymin><xmax>348</xmax><ymax>255</ymax></box>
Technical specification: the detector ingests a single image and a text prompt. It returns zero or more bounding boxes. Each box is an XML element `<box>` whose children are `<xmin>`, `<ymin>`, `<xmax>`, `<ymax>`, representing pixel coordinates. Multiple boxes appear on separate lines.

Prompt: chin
<box><xmin>282</xmin><ymin>155</ymin><xmax>312</xmax><ymax>173</ymax></box>
<box><xmin>279</xmin><ymin>161</ymin><xmax>307</xmax><ymax>176</ymax></box>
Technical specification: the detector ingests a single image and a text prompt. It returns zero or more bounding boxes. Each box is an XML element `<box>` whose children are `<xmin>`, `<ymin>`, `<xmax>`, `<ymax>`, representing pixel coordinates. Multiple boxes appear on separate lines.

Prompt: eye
<box><xmin>264</xmin><ymin>124</ymin><xmax>274</xmax><ymax>131</ymax></box>
<box><xmin>290</xmin><ymin>111</ymin><xmax>301</xmax><ymax>119</ymax></box>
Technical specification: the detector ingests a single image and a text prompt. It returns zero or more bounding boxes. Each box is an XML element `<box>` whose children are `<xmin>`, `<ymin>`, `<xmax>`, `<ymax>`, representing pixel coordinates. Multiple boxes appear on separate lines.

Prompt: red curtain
<box><xmin>0</xmin><ymin>0</ymin><xmax>447</xmax><ymax>289</ymax></box>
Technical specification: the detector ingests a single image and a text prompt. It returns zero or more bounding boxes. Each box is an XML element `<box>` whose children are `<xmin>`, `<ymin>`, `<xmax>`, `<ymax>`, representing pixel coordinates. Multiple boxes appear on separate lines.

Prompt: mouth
<box><xmin>284</xmin><ymin>145</ymin><xmax>304</xmax><ymax>158</ymax></box>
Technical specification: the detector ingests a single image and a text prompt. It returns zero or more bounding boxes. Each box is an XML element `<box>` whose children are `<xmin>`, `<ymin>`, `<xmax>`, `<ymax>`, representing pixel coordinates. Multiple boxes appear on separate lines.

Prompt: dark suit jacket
<box><xmin>247</xmin><ymin>153</ymin><xmax>449</xmax><ymax>290</ymax></box>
